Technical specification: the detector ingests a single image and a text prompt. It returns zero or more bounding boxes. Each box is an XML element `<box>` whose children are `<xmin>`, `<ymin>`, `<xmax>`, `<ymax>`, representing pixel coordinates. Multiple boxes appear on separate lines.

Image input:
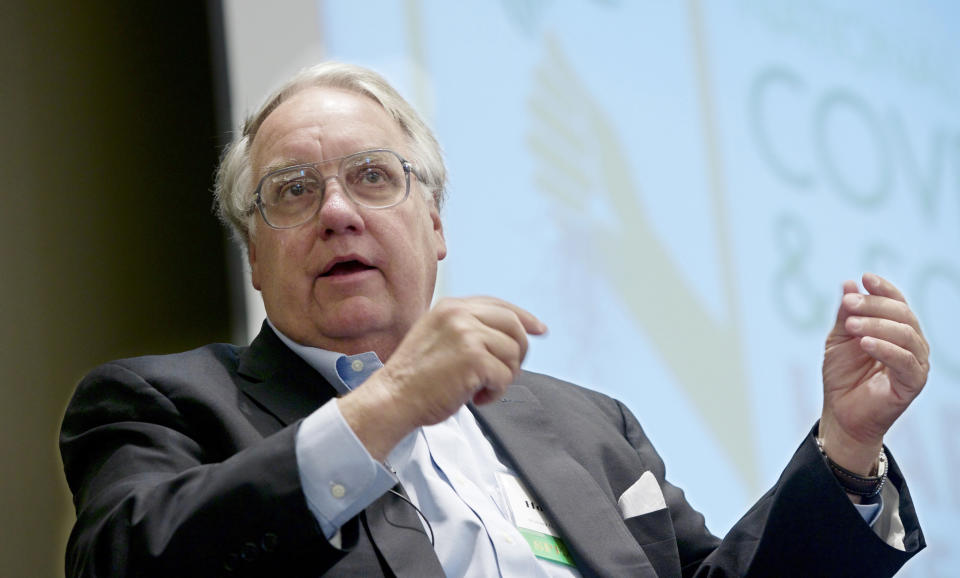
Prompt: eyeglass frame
<box><xmin>250</xmin><ymin>148</ymin><xmax>424</xmax><ymax>230</ymax></box>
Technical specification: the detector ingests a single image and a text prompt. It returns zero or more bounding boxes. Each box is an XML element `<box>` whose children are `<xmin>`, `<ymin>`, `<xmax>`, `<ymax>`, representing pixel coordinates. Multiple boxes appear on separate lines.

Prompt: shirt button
<box><xmin>223</xmin><ymin>553</ymin><xmax>240</xmax><ymax>573</ymax></box>
<box><xmin>240</xmin><ymin>542</ymin><xmax>260</xmax><ymax>562</ymax></box>
<box><xmin>261</xmin><ymin>532</ymin><xmax>279</xmax><ymax>552</ymax></box>
<box><xmin>330</xmin><ymin>483</ymin><xmax>346</xmax><ymax>498</ymax></box>
<box><xmin>503</xmin><ymin>533</ymin><xmax>515</xmax><ymax>544</ymax></box>
<box><xmin>351</xmin><ymin>359</ymin><xmax>364</xmax><ymax>372</ymax></box>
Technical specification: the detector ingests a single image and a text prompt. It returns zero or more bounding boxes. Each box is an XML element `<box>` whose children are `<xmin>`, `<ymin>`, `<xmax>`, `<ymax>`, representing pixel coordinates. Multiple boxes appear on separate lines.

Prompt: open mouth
<box><xmin>320</xmin><ymin>260</ymin><xmax>376</xmax><ymax>277</ymax></box>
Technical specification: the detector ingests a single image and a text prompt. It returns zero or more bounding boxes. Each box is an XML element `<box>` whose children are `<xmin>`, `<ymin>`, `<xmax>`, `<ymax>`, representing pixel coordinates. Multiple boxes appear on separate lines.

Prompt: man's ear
<box><xmin>247</xmin><ymin>236</ymin><xmax>262</xmax><ymax>290</ymax></box>
<box><xmin>431</xmin><ymin>205</ymin><xmax>447</xmax><ymax>261</ymax></box>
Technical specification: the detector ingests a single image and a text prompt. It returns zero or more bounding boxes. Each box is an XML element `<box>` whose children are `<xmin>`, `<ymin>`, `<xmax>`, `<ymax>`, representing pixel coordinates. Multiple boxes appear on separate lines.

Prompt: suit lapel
<box><xmin>472</xmin><ymin>384</ymin><xmax>658</xmax><ymax>578</ymax></box>
<box><xmin>364</xmin><ymin>486</ymin><xmax>447</xmax><ymax>577</ymax></box>
<box><xmin>236</xmin><ymin>323</ymin><xmax>338</xmax><ymax>426</ymax></box>
<box><xmin>235</xmin><ymin>324</ymin><xmax>443</xmax><ymax>576</ymax></box>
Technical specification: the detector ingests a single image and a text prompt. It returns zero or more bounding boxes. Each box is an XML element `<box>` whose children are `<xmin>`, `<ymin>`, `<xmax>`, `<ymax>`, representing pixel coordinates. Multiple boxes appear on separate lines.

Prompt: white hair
<box><xmin>214</xmin><ymin>61</ymin><xmax>447</xmax><ymax>245</ymax></box>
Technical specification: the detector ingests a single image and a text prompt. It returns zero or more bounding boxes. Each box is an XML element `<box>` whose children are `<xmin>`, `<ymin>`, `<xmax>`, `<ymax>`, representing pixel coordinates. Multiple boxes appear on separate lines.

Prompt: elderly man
<box><xmin>61</xmin><ymin>62</ymin><xmax>927</xmax><ymax>577</ymax></box>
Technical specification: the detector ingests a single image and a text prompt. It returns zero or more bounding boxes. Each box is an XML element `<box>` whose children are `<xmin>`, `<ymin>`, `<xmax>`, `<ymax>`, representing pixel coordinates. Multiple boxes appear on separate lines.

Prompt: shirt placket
<box><xmin>422</xmin><ymin>416</ymin><xmax>547</xmax><ymax>577</ymax></box>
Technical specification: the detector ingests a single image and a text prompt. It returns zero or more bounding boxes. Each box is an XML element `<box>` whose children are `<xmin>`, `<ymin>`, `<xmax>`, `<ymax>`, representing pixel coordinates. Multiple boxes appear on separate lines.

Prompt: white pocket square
<box><xmin>618</xmin><ymin>471</ymin><xmax>667</xmax><ymax>519</ymax></box>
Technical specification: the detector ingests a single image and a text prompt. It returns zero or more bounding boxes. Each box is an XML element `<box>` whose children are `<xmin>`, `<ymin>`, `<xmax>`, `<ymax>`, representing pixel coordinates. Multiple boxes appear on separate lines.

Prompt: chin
<box><xmin>314</xmin><ymin>298</ymin><xmax>395</xmax><ymax>337</ymax></box>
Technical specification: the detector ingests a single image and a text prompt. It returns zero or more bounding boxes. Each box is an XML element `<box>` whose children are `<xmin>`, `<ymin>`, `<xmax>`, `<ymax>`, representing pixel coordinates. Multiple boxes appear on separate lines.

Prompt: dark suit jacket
<box><xmin>60</xmin><ymin>324</ymin><xmax>924</xmax><ymax>577</ymax></box>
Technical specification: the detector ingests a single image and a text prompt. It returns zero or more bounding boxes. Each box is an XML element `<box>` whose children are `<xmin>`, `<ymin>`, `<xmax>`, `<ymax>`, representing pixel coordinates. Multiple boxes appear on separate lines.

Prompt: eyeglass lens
<box><xmin>258</xmin><ymin>150</ymin><xmax>408</xmax><ymax>228</ymax></box>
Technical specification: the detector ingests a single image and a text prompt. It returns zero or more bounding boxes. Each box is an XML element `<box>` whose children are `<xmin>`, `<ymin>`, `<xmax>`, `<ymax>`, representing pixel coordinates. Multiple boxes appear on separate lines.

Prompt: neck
<box><xmin>267</xmin><ymin>318</ymin><xmax>402</xmax><ymax>360</ymax></box>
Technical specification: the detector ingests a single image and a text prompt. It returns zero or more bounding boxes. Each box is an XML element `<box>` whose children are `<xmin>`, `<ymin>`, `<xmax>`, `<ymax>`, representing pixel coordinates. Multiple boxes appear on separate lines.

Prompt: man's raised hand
<box><xmin>339</xmin><ymin>297</ymin><xmax>546</xmax><ymax>461</ymax></box>
<box><xmin>819</xmin><ymin>273</ymin><xmax>929</xmax><ymax>475</ymax></box>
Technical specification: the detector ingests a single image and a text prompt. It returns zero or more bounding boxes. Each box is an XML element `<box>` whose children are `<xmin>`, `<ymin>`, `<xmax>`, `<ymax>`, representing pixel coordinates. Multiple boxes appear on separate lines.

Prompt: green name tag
<box><xmin>496</xmin><ymin>472</ymin><xmax>578</xmax><ymax>569</ymax></box>
<box><xmin>518</xmin><ymin>528</ymin><xmax>576</xmax><ymax>567</ymax></box>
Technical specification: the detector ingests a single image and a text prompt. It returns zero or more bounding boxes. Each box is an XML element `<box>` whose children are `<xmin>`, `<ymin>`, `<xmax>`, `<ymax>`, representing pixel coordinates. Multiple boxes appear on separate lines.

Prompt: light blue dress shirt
<box><xmin>271</xmin><ymin>323</ymin><xmax>577</xmax><ymax>577</ymax></box>
<box><xmin>270</xmin><ymin>322</ymin><xmax>881</xmax><ymax>576</ymax></box>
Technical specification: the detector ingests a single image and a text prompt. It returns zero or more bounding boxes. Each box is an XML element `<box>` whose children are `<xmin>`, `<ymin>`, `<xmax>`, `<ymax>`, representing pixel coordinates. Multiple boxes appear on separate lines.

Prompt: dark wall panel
<box><xmin>0</xmin><ymin>2</ymin><xmax>232</xmax><ymax>575</ymax></box>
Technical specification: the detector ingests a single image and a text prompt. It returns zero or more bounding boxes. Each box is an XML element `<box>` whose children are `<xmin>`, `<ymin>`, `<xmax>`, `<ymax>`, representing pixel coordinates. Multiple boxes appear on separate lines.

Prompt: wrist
<box><xmin>816</xmin><ymin>417</ymin><xmax>883</xmax><ymax>475</ymax></box>
<box><xmin>337</xmin><ymin>376</ymin><xmax>418</xmax><ymax>462</ymax></box>
<box><xmin>815</xmin><ymin>436</ymin><xmax>888</xmax><ymax>499</ymax></box>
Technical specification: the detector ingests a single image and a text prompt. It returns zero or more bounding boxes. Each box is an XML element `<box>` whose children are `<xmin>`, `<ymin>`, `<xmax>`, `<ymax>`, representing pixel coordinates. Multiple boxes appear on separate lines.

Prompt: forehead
<box><xmin>250</xmin><ymin>86</ymin><xmax>407</xmax><ymax>175</ymax></box>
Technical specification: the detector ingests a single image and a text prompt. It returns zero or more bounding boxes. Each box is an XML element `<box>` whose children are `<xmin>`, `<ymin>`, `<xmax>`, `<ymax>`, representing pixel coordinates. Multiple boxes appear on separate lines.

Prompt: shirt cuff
<box><xmin>295</xmin><ymin>398</ymin><xmax>397</xmax><ymax>541</ymax></box>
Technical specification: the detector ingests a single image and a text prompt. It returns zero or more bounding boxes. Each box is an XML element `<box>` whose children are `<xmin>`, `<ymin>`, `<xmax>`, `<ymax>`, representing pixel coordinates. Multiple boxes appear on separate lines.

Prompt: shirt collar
<box><xmin>266</xmin><ymin>318</ymin><xmax>383</xmax><ymax>395</ymax></box>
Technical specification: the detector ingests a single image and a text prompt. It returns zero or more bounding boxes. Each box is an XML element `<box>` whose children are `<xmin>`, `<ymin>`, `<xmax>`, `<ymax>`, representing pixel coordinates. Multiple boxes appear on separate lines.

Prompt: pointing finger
<box><xmin>465</xmin><ymin>296</ymin><xmax>548</xmax><ymax>335</ymax></box>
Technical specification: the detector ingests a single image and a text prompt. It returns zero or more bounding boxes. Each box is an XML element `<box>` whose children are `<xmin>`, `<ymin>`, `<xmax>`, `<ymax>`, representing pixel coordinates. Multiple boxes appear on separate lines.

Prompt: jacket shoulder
<box><xmin>64</xmin><ymin>342</ymin><xmax>250</xmax><ymax>438</ymax></box>
<box><xmin>98</xmin><ymin>341</ymin><xmax>245</xmax><ymax>381</ymax></box>
<box><xmin>514</xmin><ymin>369</ymin><xmax>627</xmax><ymax>428</ymax></box>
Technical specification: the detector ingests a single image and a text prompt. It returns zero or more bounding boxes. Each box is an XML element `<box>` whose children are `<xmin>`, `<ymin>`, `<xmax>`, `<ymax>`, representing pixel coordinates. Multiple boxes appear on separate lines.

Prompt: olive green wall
<box><xmin>1</xmin><ymin>2</ymin><xmax>233</xmax><ymax>576</ymax></box>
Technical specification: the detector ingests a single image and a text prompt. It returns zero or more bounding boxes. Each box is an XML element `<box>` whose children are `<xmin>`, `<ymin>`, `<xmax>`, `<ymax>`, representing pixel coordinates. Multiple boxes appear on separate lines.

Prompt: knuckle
<box><xmin>431</xmin><ymin>298</ymin><xmax>452</xmax><ymax>315</ymax></box>
<box><xmin>911</xmin><ymin>355</ymin><xmax>924</xmax><ymax>374</ymax></box>
<box><xmin>460</xmin><ymin>331</ymin><xmax>488</xmax><ymax>354</ymax></box>
<box><xmin>493</xmin><ymin>364</ymin><xmax>514</xmax><ymax>388</ymax></box>
<box><xmin>435</xmin><ymin>296</ymin><xmax>461</xmax><ymax>308</ymax></box>
<box><xmin>510</xmin><ymin>341</ymin><xmax>524</xmax><ymax>368</ymax></box>
<box><xmin>434</xmin><ymin>298</ymin><xmax>468</xmax><ymax>319</ymax></box>
<box><xmin>465</xmin><ymin>351</ymin><xmax>490</xmax><ymax>375</ymax></box>
<box><xmin>447</xmin><ymin>316</ymin><xmax>474</xmax><ymax>337</ymax></box>
<box><xmin>893</xmin><ymin>300</ymin><xmax>912</xmax><ymax>321</ymax></box>
<box><xmin>897</xmin><ymin>322</ymin><xmax>914</xmax><ymax>344</ymax></box>
<box><xmin>489</xmin><ymin>371</ymin><xmax>510</xmax><ymax>391</ymax></box>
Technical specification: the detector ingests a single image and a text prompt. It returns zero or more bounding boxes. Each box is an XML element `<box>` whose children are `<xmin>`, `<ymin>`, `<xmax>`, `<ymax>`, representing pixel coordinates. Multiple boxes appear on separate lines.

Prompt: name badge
<box><xmin>496</xmin><ymin>472</ymin><xmax>576</xmax><ymax>567</ymax></box>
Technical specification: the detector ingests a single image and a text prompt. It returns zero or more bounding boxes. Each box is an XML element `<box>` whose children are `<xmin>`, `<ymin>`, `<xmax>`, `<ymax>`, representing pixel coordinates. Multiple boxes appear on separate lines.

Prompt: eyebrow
<box><xmin>260</xmin><ymin>159</ymin><xmax>313</xmax><ymax>178</ymax></box>
<box><xmin>257</xmin><ymin>147</ymin><xmax>399</xmax><ymax>180</ymax></box>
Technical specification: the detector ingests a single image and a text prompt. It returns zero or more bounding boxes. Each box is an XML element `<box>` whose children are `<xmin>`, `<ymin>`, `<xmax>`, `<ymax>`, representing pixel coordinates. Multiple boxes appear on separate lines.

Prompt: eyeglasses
<box><xmin>252</xmin><ymin>149</ymin><xmax>418</xmax><ymax>229</ymax></box>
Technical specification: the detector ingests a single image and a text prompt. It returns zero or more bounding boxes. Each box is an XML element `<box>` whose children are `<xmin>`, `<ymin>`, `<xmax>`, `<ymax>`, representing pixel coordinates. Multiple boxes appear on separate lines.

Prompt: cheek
<box><xmin>394</xmin><ymin>221</ymin><xmax>435</xmax><ymax>268</ymax></box>
<box><xmin>259</xmin><ymin>234</ymin><xmax>314</xmax><ymax>291</ymax></box>
<box><xmin>402</xmin><ymin>219</ymin><xmax>441</xmax><ymax>292</ymax></box>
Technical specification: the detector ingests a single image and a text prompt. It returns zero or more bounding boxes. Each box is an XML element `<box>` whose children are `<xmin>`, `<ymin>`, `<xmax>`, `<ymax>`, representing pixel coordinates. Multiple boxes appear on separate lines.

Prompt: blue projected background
<box><xmin>223</xmin><ymin>2</ymin><xmax>960</xmax><ymax>574</ymax></box>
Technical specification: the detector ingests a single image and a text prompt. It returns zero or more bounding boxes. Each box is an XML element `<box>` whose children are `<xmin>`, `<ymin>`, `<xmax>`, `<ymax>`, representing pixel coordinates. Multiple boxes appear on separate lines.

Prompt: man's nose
<box><xmin>315</xmin><ymin>178</ymin><xmax>364</xmax><ymax>238</ymax></box>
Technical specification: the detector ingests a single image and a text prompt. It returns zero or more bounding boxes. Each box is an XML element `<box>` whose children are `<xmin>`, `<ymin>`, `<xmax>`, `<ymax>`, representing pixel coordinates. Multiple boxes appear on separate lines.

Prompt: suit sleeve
<box><xmin>615</xmin><ymin>401</ymin><xmax>925</xmax><ymax>578</ymax></box>
<box><xmin>59</xmin><ymin>361</ymin><xmax>357</xmax><ymax>577</ymax></box>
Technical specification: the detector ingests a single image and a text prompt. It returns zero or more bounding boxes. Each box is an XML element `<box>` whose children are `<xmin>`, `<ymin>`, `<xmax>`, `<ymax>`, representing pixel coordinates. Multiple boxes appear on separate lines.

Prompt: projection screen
<box><xmin>222</xmin><ymin>2</ymin><xmax>960</xmax><ymax>574</ymax></box>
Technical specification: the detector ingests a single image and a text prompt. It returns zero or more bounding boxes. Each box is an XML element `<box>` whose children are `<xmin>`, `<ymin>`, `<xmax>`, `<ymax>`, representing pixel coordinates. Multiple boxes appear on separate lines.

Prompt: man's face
<box><xmin>247</xmin><ymin>87</ymin><xmax>446</xmax><ymax>357</ymax></box>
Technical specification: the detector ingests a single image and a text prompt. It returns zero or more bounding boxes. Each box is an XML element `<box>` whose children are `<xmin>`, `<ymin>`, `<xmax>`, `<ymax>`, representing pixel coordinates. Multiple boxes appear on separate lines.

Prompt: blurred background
<box><xmin>3</xmin><ymin>1</ymin><xmax>957</xmax><ymax>576</ymax></box>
